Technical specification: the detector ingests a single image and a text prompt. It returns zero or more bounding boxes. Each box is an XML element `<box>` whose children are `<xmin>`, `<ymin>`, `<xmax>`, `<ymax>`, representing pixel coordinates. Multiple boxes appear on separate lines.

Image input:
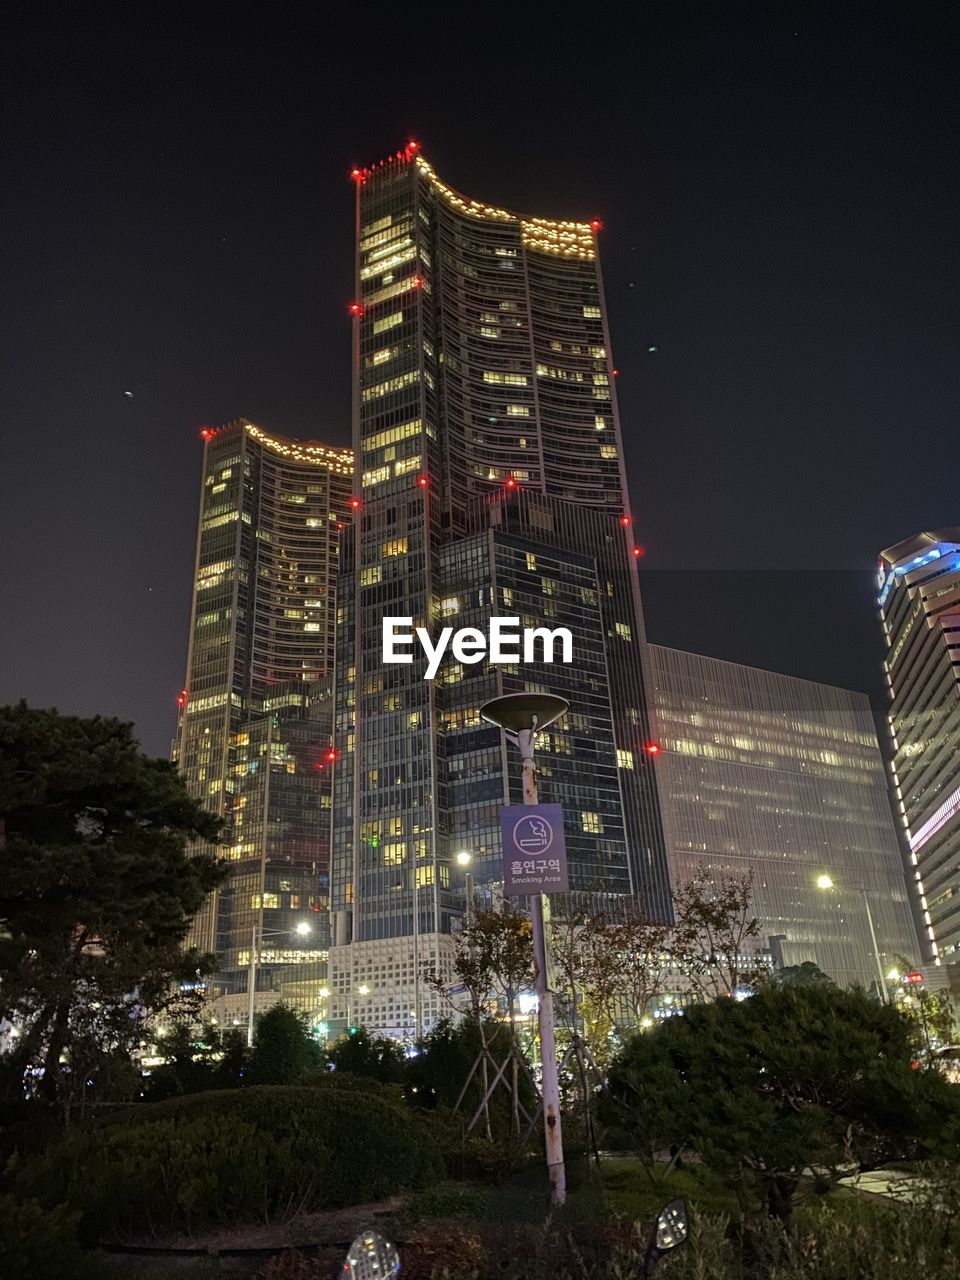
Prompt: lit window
<box><xmin>595</xmin><ymin>416</ymin><xmax>606</xmax><ymax>431</ymax></box>
<box><xmin>506</xmin><ymin>405</ymin><xmax>529</xmax><ymax>416</ymax></box>
<box><xmin>304</xmin><ymin>622</ymin><xmax>321</xmax><ymax>632</ymax></box>
<box><xmin>616</xmin><ymin>749</ymin><xmax>634</xmax><ymax>770</ymax></box>
<box><xmin>583</xmin><ymin>305</ymin><xmax>602</xmax><ymax>319</ymax></box>
<box><xmin>362</xmin><ymin>419</ymin><xmax>421</xmax><ymax>452</ymax></box>
<box><xmin>362</xmin><ymin>465</ymin><xmax>391</xmax><ymax>487</ymax></box>
<box><xmin>525</xmin><ymin>552</ymin><xmax>537</xmax><ymax>571</ymax></box>
<box><xmin>361</xmin><ymin>566</ymin><xmax>382</xmax><ymax>586</ymax></box>
<box><xmin>362</xmin><ymin>370</ymin><xmax>420</xmax><ymax>402</ymax></box>
<box><xmin>615</xmin><ymin>622</ymin><xmax>632</xmax><ymax>641</ymax></box>
<box><xmin>581</xmin><ymin>811</ymin><xmax>603</xmax><ymax>834</ymax></box>
<box><xmin>600</xmin><ymin>445</ymin><xmax>617</xmax><ymax>459</ymax></box>
<box><xmin>382</xmin><ymin>538</ymin><xmax>408</xmax><ymax>557</ymax></box>
<box><xmin>440</xmin><ymin>596</ymin><xmax>460</xmax><ymax>617</ymax></box>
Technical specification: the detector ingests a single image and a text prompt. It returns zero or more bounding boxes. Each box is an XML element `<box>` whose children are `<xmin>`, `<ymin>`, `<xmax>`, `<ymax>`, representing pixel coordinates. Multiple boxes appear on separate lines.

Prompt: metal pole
<box><xmin>246</xmin><ymin>923</ymin><xmax>258</xmax><ymax>1048</ymax></box>
<box><xmin>465</xmin><ymin>870</ymin><xmax>475</xmax><ymax>925</ymax></box>
<box><xmin>862</xmin><ymin>890</ymin><xmax>890</xmax><ymax>1005</ymax></box>
<box><xmin>516</xmin><ymin>725</ymin><xmax>566</xmax><ymax>1208</ymax></box>
<box><xmin>412</xmin><ymin>865</ymin><xmax>421</xmax><ymax>1037</ymax></box>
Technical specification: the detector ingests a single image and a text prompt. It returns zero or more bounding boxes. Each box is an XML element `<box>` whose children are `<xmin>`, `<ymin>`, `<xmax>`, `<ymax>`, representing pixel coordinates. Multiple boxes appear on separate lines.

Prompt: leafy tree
<box><xmin>672</xmin><ymin>868</ymin><xmax>762</xmax><ymax>998</ymax></box>
<box><xmin>246</xmin><ymin>1002</ymin><xmax>324</xmax><ymax>1085</ymax></box>
<box><xmin>603</xmin><ymin>901</ymin><xmax>675</xmax><ymax>1040</ymax></box>
<box><xmin>328</xmin><ymin>1024</ymin><xmax>405</xmax><ymax>1082</ymax></box>
<box><xmin>770</xmin><ymin>961</ymin><xmax>834</xmax><ymax>988</ymax></box>
<box><xmin>890</xmin><ymin>954</ymin><xmax>958</xmax><ymax>1048</ymax></box>
<box><xmin>425</xmin><ymin>905</ymin><xmax>534</xmax><ymax>1136</ymax></box>
<box><xmin>144</xmin><ymin>1021</ymin><xmax>247</xmax><ymax>1099</ymax></box>
<box><xmin>604</xmin><ymin>984</ymin><xmax>960</xmax><ymax>1224</ymax></box>
<box><xmin>0</xmin><ymin>703</ymin><xmax>224</xmax><ymax>1111</ymax></box>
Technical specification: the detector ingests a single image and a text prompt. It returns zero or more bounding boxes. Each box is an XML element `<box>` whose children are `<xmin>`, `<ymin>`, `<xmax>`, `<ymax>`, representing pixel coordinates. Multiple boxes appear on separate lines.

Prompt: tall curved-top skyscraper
<box><xmin>879</xmin><ymin>529</ymin><xmax>960</xmax><ymax>972</ymax></box>
<box><xmin>176</xmin><ymin>420</ymin><xmax>354</xmax><ymax>1024</ymax></box>
<box><xmin>330</xmin><ymin>146</ymin><xmax>669</xmax><ymax>1038</ymax></box>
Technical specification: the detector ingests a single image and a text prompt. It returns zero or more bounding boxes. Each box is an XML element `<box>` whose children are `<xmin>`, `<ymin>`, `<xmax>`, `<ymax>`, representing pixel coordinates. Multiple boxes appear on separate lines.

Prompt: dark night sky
<box><xmin>1</xmin><ymin>10</ymin><xmax>957</xmax><ymax>756</ymax></box>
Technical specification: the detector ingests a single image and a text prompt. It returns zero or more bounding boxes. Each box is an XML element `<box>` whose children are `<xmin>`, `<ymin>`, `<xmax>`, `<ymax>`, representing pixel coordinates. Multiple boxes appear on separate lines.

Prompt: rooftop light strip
<box><xmin>243</xmin><ymin>424</ymin><xmax>354</xmax><ymax>473</ymax></box>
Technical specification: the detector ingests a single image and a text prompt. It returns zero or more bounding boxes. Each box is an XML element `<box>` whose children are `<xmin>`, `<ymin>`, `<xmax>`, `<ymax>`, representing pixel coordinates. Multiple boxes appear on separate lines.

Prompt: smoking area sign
<box><xmin>501</xmin><ymin>804</ymin><xmax>569</xmax><ymax>894</ymax></box>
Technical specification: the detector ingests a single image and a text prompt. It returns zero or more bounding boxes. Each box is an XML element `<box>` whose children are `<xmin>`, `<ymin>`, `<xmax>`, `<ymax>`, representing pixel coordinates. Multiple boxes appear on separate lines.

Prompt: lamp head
<box><xmin>455</xmin><ymin>850</ymin><xmax>472</xmax><ymax>867</ymax></box>
<box><xmin>480</xmin><ymin>692</ymin><xmax>569</xmax><ymax>734</ymax></box>
<box><xmin>295</xmin><ymin>921</ymin><xmax>311</xmax><ymax>936</ymax></box>
<box><xmin>816</xmin><ymin>874</ymin><xmax>834</xmax><ymax>890</ymax></box>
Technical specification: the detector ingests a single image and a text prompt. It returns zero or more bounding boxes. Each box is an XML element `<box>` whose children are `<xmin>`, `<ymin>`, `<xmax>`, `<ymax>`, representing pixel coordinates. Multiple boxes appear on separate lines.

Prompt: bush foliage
<box><xmin>17</xmin><ymin>1083</ymin><xmax>442</xmax><ymax>1237</ymax></box>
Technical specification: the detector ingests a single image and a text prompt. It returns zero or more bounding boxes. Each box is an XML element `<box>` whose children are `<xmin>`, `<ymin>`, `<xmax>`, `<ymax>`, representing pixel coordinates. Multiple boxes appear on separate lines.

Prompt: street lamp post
<box><xmin>816</xmin><ymin>875</ymin><xmax>890</xmax><ymax>1004</ymax></box>
<box><xmin>246</xmin><ymin>920</ymin><xmax>312</xmax><ymax>1047</ymax></box>
<box><xmin>481</xmin><ymin>691</ymin><xmax>569</xmax><ymax>1209</ymax></box>
<box><xmin>347</xmin><ymin>982</ymin><xmax>371</xmax><ymax>1033</ymax></box>
<box><xmin>456</xmin><ymin>850</ymin><xmax>474</xmax><ymax>925</ymax></box>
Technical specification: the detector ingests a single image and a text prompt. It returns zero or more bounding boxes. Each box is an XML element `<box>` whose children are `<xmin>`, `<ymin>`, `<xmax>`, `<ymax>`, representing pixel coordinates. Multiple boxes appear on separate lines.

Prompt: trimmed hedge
<box><xmin>17</xmin><ymin>1084</ymin><xmax>442</xmax><ymax>1238</ymax></box>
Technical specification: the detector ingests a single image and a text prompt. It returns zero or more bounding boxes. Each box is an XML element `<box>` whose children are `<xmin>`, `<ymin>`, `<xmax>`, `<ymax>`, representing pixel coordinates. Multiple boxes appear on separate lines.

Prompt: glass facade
<box><xmin>878</xmin><ymin>529</ymin><xmax>960</xmax><ymax>969</ymax></box>
<box><xmin>648</xmin><ymin>644</ymin><xmax>920</xmax><ymax>987</ymax></box>
<box><xmin>330</xmin><ymin>147</ymin><xmax>668</xmax><ymax>1037</ymax></box>
<box><xmin>175</xmin><ymin>420</ymin><xmax>354</xmax><ymax>1019</ymax></box>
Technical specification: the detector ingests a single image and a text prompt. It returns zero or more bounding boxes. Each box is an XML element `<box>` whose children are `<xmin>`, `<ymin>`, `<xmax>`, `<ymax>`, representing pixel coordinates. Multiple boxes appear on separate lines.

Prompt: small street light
<box><xmin>456</xmin><ymin>850</ymin><xmax>475</xmax><ymax>924</ymax></box>
<box><xmin>816</xmin><ymin>874</ymin><xmax>890</xmax><ymax>1004</ymax></box>
<box><xmin>246</xmin><ymin>920</ymin><xmax>314</xmax><ymax>1046</ymax></box>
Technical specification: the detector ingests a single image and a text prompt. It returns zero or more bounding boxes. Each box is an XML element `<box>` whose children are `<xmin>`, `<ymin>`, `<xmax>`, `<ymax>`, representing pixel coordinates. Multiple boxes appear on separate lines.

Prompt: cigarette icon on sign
<box><xmin>514</xmin><ymin>815</ymin><xmax>553</xmax><ymax>854</ymax></box>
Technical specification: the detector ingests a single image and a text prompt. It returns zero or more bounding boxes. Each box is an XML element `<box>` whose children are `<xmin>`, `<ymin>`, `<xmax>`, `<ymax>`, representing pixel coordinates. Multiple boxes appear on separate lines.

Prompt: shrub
<box><xmin>17</xmin><ymin>1084</ymin><xmax>442</xmax><ymax>1238</ymax></box>
<box><xmin>0</xmin><ymin>1194</ymin><xmax>98</xmax><ymax>1280</ymax></box>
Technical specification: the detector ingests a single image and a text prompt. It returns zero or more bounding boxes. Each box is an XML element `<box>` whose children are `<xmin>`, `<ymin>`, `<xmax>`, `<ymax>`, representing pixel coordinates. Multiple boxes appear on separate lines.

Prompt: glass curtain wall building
<box><xmin>331</xmin><ymin>145</ymin><xmax>668</xmax><ymax>1038</ymax></box>
<box><xmin>648</xmin><ymin>644</ymin><xmax>920</xmax><ymax>988</ymax></box>
<box><xmin>175</xmin><ymin>419</ymin><xmax>354</xmax><ymax>1025</ymax></box>
<box><xmin>878</xmin><ymin>529</ymin><xmax>960</xmax><ymax>973</ymax></box>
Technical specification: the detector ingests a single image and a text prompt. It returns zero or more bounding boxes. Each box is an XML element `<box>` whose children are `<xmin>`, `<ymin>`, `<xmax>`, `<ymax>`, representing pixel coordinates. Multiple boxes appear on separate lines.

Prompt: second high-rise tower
<box><xmin>330</xmin><ymin>145</ymin><xmax>669</xmax><ymax>1036</ymax></box>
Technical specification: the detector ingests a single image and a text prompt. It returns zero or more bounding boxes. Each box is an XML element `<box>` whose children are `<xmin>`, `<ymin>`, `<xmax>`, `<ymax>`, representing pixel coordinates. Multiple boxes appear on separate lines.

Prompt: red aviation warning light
<box><xmin>412</xmin><ymin>275</ymin><xmax>424</xmax><ymax>290</ymax></box>
<box><xmin>645</xmin><ymin>742</ymin><xmax>661</xmax><ymax>756</ymax></box>
<box><xmin>633</xmin><ymin>546</ymin><xmax>645</xmax><ymax>558</ymax></box>
<box><xmin>177</xmin><ymin>689</ymin><xmax>188</xmax><ymax>709</ymax></box>
<box><xmin>404</xmin><ymin>139</ymin><xmax>421</xmax><ymax>158</ymax></box>
<box><xmin>200</xmin><ymin>427</ymin><xmax>216</xmax><ymax>440</ymax></box>
<box><xmin>590</xmin><ymin>219</ymin><xmax>603</xmax><ymax>232</ymax></box>
<box><xmin>505</xmin><ymin>476</ymin><xmax>518</xmax><ymax>489</ymax></box>
<box><xmin>349</xmin><ymin>301</ymin><xmax>364</xmax><ymax>317</ymax></box>
<box><xmin>350</xmin><ymin>497</ymin><xmax>361</xmax><ymax>509</ymax></box>
<box><xmin>417</xmin><ymin>474</ymin><xmax>429</xmax><ymax>488</ymax></box>
<box><xmin>620</xmin><ymin>515</ymin><xmax>632</xmax><ymax>527</ymax></box>
<box><xmin>326</xmin><ymin>749</ymin><xmax>338</xmax><ymax>763</ymax></box>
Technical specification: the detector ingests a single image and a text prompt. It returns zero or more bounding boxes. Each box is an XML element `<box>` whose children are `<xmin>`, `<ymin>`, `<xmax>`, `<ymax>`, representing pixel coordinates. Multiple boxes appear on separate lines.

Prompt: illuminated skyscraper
<box><xmin>330</xmin><ymin>145</ymin><xmax>668</xmax><ymax>1037</ymax></box>
<box><xmin>175</xmin><ymin>419</ymin><xmax>354</xmax><ymax>1025</ymax></box>
<box><xmin>878</xmin><ymin>529</ymin><xmax>960</xmax><ymax>974</ymax></box>
<box><xmin>648</xmin><ymin>645</ymin><xmax>921</xmax><ymax>988</ymax></box>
